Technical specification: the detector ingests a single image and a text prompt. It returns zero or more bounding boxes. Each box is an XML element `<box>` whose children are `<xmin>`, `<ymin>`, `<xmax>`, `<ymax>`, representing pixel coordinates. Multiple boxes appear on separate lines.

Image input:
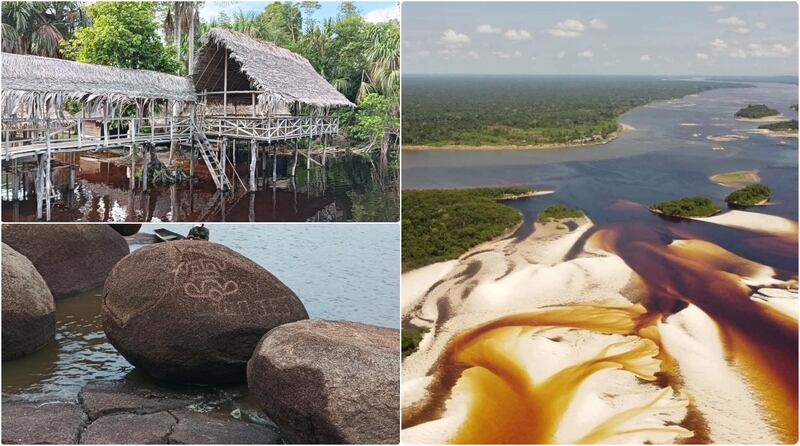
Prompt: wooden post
<box><xmin>223</xmin><ymin>49</ymin><xmax>228</xmax><ymax>118</ymax></box>
<box><xmin>292</xmin><ymin>142</ymin><xmax>298</xmax><ymax>176</ymax></box>
<box><xmin>249</xmin><ymin>139</ymin><xmax>257</xmax><ymax>192</ymax></box>
<box><xmin>261</xmin><ymin>145</ymin><xmax>267</xmax><ymax>175</ymax></box>
<box><xmin>104</xmin><ymin>103</ymin><xmax>109</xmax><ymax>147</ymax></box>
<box><xmin>272</xmin><ymin>144</ymin><xmax>277</xmax><ymax>183</ymax></box>
<box><xmin>221</xmin><ymin>137</ymin><xmax>227</xmax><ymax>185</ymax></box>
<box><xmin>142</xmin><ymin>144</ymin><xmax>149</xmax><ymax>191</ymax></box>
<box><xmin>45</xmin><ymin>120</ymin><xmax>51</xmax><ymax>221</ymax></box>
<box><xmin>189</xmin><ymin>104</ymin><xmax>196</xmax><ymax>177</ymax></box>
<box><xmin>77</xmin><ymin>116</ymin><xmax>82</xmax><ymax>149</ymax></box>
<box><xmin>35</xmin><ymin>154</ymin><xmax>43</xmax><ymax>220</ymax></box>
<box><xmin>130</xmin><ymin>118</ymin><xmax>136</xmax><ymax>191</ymax></box>
<box><xmin>150</xmin><ymin>100</ymin><xmax>155</xmax><ymax>145</ymax></box>
<box><xmin>322</xmin><ymin>134</ymin><xmax>327</xmax><ymax>166</ymax></box>
<box><xmin>306</xmin><ymin>137</ymin><xmax>311</xmax><ymax>169</ymax></box>
<box><xmin>252</xmin><ymin>93</ymin><xmax>256</xmax><ymax>117</ymax></box>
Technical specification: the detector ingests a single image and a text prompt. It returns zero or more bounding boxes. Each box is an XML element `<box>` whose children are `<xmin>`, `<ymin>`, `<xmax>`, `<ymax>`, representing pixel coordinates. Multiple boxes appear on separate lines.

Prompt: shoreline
<box><xmin>403</xmin><ymin>123</ymin><xmax>635</xmax><ymax>151</ymax></box>
<box><xmin>735</xmin><ymin>114</ymin><xmax>785</xmax><ymax>122</ymax></box>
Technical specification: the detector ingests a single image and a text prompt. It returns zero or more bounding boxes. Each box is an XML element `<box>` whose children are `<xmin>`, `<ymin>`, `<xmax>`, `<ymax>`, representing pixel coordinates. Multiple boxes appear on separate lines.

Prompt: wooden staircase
<box><xmin>192</xmin><ymin>127</ymin><xmax>231</xmax><ymax>190</ymax></box>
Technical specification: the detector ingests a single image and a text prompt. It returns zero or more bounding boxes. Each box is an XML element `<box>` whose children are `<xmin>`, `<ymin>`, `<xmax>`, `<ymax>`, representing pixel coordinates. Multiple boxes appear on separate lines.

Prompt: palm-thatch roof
<box><xmin>1</xmin><ymin>52</ymin><xmax>196</xmax><ymax>119</ymax></box>
<box><xmin>193</xmin><ymin>28</ymin><xmax>353</xmax><ymax>113</ymax></box>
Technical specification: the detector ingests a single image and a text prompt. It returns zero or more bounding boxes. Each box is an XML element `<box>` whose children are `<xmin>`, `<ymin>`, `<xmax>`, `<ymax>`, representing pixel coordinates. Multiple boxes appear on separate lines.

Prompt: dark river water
<box><xmin>403</xmin><ymin>82</ymin><xmax>798</xmax><ymax>223</ymax></box>
<box><xmin>3</xmin><ymin>224</ymin><xmax>399</xmax><ymax>405</ymax></box>
<box><xmin>2</xmin><ymin>151</ymin><xmax>399</xmax><ymax>223</ymax></box>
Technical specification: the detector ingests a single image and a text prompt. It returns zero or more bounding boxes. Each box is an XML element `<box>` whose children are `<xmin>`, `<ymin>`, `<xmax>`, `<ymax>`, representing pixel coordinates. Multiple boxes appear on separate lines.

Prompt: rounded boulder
<box><xmin>103</xmin><ymin>240</ymin><xmax>308</xmax><ymax>385</ymax></box>
<box><xmin>108</xmin><ymin>224</ymin><xmax>142</xmax><ymax>237</ymax></box>
<box><xmin>247</xmin><ymin>320</ymin><xmax>400</xmax><ymax>444</ymax></box>
<box><xmin>2</xmin><ymin>224</ymin><xmax>129</xmax><ymax>299</ymax></box>
<box><xmin>2</xmin><ymin>243</ymin><xmax>56</xmax><ymax>360</ymax></box>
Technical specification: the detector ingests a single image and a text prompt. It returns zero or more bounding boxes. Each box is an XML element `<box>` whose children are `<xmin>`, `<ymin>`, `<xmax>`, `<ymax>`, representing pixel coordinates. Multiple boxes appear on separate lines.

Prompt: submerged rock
<box><xmin>2</xmin><ymin>224</ymin><xmax>129</xmax><ymax>299</ymax></box>
<box><xmin>103</xmin><ymin>241</ymin><xmax>308</xmax><ymax>385</ymax></box>
<box><xmin>1</xmin><ymin>244</ymin><xmax>56</xmax><ymax>359</ymax></box>
<box><xmin>81</xmin><ymin>411</ymin><xmax>176</xmax><ymax>444</ymax></box>
<box><xmin>247</xmin><ymin>320</ymin><xmax>400</xmax><ymax>444</ymax></box>
<box><xmin>108</xmin><ymin>224</ymin><xmax>142</xmax><ymax>237</ymax></box>
<box><xmin>1</xmin><ymin>399</ymin><xmax>87</xmax><ymax>444</ymax></box>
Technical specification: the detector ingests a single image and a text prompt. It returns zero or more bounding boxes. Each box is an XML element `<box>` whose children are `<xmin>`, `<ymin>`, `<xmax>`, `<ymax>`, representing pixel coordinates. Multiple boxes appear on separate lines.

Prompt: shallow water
<box><xmin>3</xmin><ymin>224</ymin><xmax>399</xmax><ymax>403</ymax></box>
<box><xmin>2</xmin><ymin>152</ymin><xmax>399</xmax><ymax>222</ymax></box>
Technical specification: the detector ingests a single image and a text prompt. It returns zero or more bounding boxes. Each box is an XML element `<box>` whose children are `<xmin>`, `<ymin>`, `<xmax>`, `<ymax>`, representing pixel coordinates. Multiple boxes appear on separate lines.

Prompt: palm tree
<box><xmin>162</xmin><ymin>2</ymin><xmax>201</xmax><ymax>74</ymax></box>
<box><xmin>358</xmin><ymin>22</ymin><xmax>399</xmax><ymax>101</ymax></box>
<box><xmin>2</xmin><ymin>2</ymin><xmax>87</xmax><ymax>57</ymax></box>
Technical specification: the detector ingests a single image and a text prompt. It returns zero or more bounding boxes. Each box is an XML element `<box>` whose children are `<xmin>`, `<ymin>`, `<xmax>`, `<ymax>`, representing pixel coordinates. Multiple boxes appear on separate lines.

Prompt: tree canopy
<box><xmin>61</xmin><ymin>2</ymin><xmax>179</xmax><ymax>72</ymax></box>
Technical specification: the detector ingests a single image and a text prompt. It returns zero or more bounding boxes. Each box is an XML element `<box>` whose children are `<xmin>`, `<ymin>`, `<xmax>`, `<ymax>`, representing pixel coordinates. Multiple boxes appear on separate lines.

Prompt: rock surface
<box><xmin>3</xmin><ymin>380</ymin><xmax>282</xmax><ymax>444</ymax></box>
<box><xmin>247</xmin><ymin>319</ymin><xmax>400</xmax><ymax>444</ymax></box>
<box><xmin>103</xmin><ymin>241</ymin><xmax>308</xmax><ymax>384</ymax></box>
<box><xmin>108</xmin><ymin>224</ymin><xmax>142</xmax><ymax>237</ymax></box>
<box><xmin>2</xmin><ymin>243</ymin><xmax>56</xmax><ymax>359</ymax></box>
<box><xmin>1</xmin><ymin>399</ymin><xmax>87</xmax><ymax>444</ymax></box>
<box><xmin>2</xmin><ymin>225</ymin><xmax>129</xmax><ymax>299</ymax></box>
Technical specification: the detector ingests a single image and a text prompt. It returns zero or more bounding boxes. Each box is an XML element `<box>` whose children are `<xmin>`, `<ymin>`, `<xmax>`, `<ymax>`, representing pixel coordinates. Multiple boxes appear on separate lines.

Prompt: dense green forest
<box><xmin>402</xmin><ymin>75</ymin><xmax>744</xmax><ymax>147</ymax></box>
<box><xmin>649</xmin><ymin>196</ymin><xmax>721</xmax><ymax>218</ymax></box>
<box><xmin>758</xmin><ymin>120</ymin><xmax>798</xmax><ymax>131</ymax></box>
<box><xmin>735</xmin><ymin>104</ymin><xmax>781</xmax><ymax>119</ymax></box>
<box><xmin>537</xmin><ymin>204</ymin><xmax>585</xmax><ymax>223</ymax></box>
<box><xmin>402</xmin><ymin>187</ymin><xmax>532</xmax><ymax>270</ymax></box>
<box><xmin>1</xmin><ymin>1</ymin><xmax>399</xmax><ymax>154</ymax></box>
<box><xmin>725</xmin><ymin>184</ymin><xmax>771</xmax><ymax>206</ymax></box>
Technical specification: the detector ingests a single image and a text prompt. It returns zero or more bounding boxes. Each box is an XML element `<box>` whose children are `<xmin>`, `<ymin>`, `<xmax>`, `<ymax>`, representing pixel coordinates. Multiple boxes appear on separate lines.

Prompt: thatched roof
<box><xmin>2</xmin><ymin>52</ymin><xmax>196</xmax><ymax>118</ymax></box>
<box><xmin>193</xmin><ymin>29</ymin><xmax>353</xmax><ymax>112</ymax></box>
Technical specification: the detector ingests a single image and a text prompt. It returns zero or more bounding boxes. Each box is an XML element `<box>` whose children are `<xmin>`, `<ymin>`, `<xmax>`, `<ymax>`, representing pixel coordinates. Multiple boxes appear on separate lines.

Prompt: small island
<box><xmin>758</xmin><ymin>119</ymin><xmax>798</xmax><ymax>132</ymax></box>
<box><xmin>537</xmin><ymin>204</ymin><xmax>585</xmax><ymax>223</ymax></box>
<box><xmin>735</xmin><ymin>104</ymin><xmax>784</xmax><ymax>121</ymax></box>
<box><xmin>649</xmin><ymin>196</ymin><xmax>721</xmax><ymax>218</ymax></box>
<box><xmin>709</xmin><ymin>170</ymin><xmax>760</xmax><ymax>188</ymax></box>
<box><xmin>725</xmin><ymin>183</ymin><xmax>771</xmax><ymax>206</ymax></box>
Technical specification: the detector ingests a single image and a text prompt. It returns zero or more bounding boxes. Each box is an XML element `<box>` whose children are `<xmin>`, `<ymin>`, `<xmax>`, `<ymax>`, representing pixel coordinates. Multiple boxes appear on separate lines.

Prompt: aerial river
<box><xmin>401</xmin><ymin>82</ymin><xmax>798</xmax><ymax>444</ymax></box>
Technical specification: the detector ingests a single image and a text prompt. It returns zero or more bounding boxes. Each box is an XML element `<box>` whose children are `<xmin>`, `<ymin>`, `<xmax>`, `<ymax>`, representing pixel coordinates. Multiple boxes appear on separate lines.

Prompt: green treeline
<box><xmin>537</xmin><ymin>204</ymin><xmax>584</xmax><ymax>223</ymax></box>
<box><xmin>725</xmin><ymin>184</ymin><xmax>771</xmax><ymax>206</ymax></box>
<box><xmin>735</xmin><ymin>104</ymin><xmax>780</xmax><ymax>119</ymax></box>
<box><xmin>758</xmin><ymin>120</ymin><xmax>798</xmax><ymax>131</ymax></box>
<box><xmin>402</xmin><ymin>75</ymin><xmax>744</xmax><ymax>147</ymax></box>
<box><xmin>649</xmin><ymin>196</ymin><xmax>721</xmax><ymax>218</ymax></box>
<box><xmin>402</xmin><ymin>187</ymin><xmax>531</xmax><ymax>270</ymax></box>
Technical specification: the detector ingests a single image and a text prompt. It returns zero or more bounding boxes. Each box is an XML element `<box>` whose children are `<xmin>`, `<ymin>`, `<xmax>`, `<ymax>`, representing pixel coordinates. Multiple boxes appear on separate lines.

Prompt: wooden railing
<box><xmin>202</xmin><ymin>115</ymin><xmax>339</xmax><ymax>141</ymax></box>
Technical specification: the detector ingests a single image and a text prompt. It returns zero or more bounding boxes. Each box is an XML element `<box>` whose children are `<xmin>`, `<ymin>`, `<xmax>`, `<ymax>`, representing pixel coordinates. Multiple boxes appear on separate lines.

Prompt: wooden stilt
<box><xmin>142</xmin><ymin>144</ymin><xmax>149</xmax><ymax>191</ymax></box>
<box><xmin>35</xmin><ymin>154</ymin><xmax>43</xmax><ymax>220</ymax></box>
<box><xmin>272</xmin><ymin>144</ymin><xmax>277</xmax><ymax>183</ymax></box>
<box><xmin>306</xmin><ymin>137</ymin><xmax>311</xmax><ymax>169</ymax></box>
<box><xmin>322</xmin><ymin>134</ymin><xmax>327</xmax><ymax>166</ymax></box>
<box><xmin>249</xmin><ymin>139</ymin><xmax>257</xmax><ymax>192</ymax></box>
<box><xmin>221</xmin><ymin>137</ymin><xmax>227</xmax><ymax>182</ymax></box>
<box><xmin>292</xmin><ymin>143</ymin><xmax>298</xmax><ymax>176</ymax></box>
<box><xmin>45</xmin><ymin>120</ymin><xmax>51</xmax><ymax>221</ymax></box>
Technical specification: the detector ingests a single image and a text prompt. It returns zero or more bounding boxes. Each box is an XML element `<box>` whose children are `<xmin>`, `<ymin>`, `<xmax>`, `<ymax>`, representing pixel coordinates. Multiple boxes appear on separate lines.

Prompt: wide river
<box><xmin>403</xmin><ymin>82</ymin><xmax>797</xmax><ymax>223</ymax></box>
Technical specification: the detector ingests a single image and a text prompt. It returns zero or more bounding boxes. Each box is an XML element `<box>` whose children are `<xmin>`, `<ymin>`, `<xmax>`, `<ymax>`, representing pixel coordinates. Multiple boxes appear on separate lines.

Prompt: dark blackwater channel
<box><xmin>2</xmin><ymin>151</ymin><xmax>399</xmax><ymax>222</ymax></box>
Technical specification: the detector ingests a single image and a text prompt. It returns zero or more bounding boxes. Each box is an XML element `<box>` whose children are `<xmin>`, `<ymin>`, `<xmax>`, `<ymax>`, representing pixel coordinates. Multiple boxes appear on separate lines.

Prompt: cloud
<box><xmin>696</xmin><ymin>52</ymin><xmax>710</xmax><ymax>60</ymax></box>
<box><xmin>577</xmin><ymin>50</ymin><xmax>594</xmax><ymax>58</ymax></box>
<box><xmin>640</xmin><ymin>54</ymin><xmax>651</xmax><ymax>62</ymax></box>
<box><xmin>467</xmin><ymin>50</ymin><xmax>480</xmax><ymax>60</ymax></box>
<box><xmin>589</xmin><ymin>18</ymin><xmax>608</xmax><ymax>30</ymax></box>
<box><xmin>755</xmin><ymin>21</ymin><xmax>767</xmax><ymax>29</ymax></box>
<box><xmin>441</xmin><ymin>29</ymin><xmax>471</xmax><ymax>46</ymax></box>
<box><xmin>557</xmin><ymin>51</ymin><xmax>566</xmax><ymax>59</ymax></box>
<box><xmin>710</xmin><ymin>38</ymin><xmax>727</xmax><ymax>49</ymax></box>
<box><xmin>476</xmin><ymin>24</ymin><xmax>502</xmax><ymax>34</ymax></box>
<box><xmin>707</xmin><ymin>5</ymin><xmax>725</xmax><ymax>13</ymax></box>
<box><xmin>363</xmin><ymin>5</ymin><xmax>399</xmax><ymax>23</ymax></box>
<box><xmin>747</xmin><ymin>43</ymin><xmax>793</xmax><ymax>58</ymax></box>
<box><xmin>729</xmin><ymin>48</ymin><xmax>747</xmax><ymax>58</ymax></box>
<box><xmin>735</xmin><ymin>27</ymin><xmax>750</xmax><ymax>34</ymax></box>
<box><xmin>492</xmin><ymin>50</ymin><xmax>522</xmax><ymax>58</ymax></box>
<box><xmin>718</xmin><ymin>16</ymin><xmax>746</xmax><ymax>26</ymax></box>
<box><xmin>504</xmin><ymin>29</ymin><xmax>532</xmax><ymax>41</ymax></box>
<box><xmin>547</xmin><ymin>19</ymin><xmax>585</xmax><ymax>37</ymax></box>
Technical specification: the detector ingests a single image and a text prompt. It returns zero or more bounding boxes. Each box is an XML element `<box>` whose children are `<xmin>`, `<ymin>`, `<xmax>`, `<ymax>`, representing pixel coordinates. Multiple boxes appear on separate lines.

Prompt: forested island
<box><xmin>758</xmin><ymin>120</ymin><xmax>798</xmax><ymax>132</ymax></box>
<box><xmin>735</xmin><ymin>104</ymin><xmax>782</xmax><ymax>120</ymax></box>
<box><xmin>537</xmin><ymin>204</ymin><xmax>585</xmax><ymax>223</ymax></box>
<box><xmin>402</xmin><ymin>186</ymin><xmax>534</xmax><ymax>270</ymax></box>
<box><xmin>725</xmin><ymin>184</ymin><xmax>771</xmax><ymax>206</ymax></box>
<box><xmin>649</xmin><ymin>196</ymin><xmax>721</xmax><ymax>218</ymax></box>
<box><xmin>402</xmin><ymin>76</ymin><xmax>744</xmax><ymax>147</ymax></box>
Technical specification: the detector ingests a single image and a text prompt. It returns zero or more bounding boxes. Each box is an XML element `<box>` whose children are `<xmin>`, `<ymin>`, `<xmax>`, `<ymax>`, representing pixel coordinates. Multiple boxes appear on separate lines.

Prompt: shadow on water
<box><xmin>2</xmin><ymin>150</ymin><xmax>399</xmax><ymax>222</ymax></box>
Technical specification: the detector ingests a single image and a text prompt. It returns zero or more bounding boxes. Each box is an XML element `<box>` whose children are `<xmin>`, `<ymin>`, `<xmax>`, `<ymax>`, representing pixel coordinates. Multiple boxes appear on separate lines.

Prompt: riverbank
<box><xmin>735</xmin><ymin>114</ymin><xmax>785</xmax><ymax>122</ymax></box>
<box><xmin>403</xmin><ymin>123</ymin><xmax>635</xmax><ymax>151</ymax></box>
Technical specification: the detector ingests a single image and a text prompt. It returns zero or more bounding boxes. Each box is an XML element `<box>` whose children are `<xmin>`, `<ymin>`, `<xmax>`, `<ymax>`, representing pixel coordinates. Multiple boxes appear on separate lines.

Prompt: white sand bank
<box><xmin>693</xmin><ymin>210</ymin><xmax>798</xmax><ymax>237</ymax></box>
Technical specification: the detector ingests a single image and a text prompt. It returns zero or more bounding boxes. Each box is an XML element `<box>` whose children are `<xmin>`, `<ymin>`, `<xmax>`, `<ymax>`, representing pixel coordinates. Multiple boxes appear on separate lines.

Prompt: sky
<box><xmin>202</xmin><ymin>1</ymin><xmax>399</xmax><ymax>24</ymax></box>
<box><xmin>402</xmin><ymin>2</ymin><xmax>798</xmax><ymax>76</ymax></box>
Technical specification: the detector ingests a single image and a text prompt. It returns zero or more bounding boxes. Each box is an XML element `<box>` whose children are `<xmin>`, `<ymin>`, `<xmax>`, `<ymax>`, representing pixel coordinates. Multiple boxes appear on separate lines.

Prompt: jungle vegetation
<box><xmin>537</xmin><ymin>204</ymin><xmax>585</xmax><ymax>223</ymax></box>
<box><xmin>649</xmin><ymin>196</ymin><xmax>721</xmax><ymax>218</ymax></box>
<box><xmin>725</xmin><ymin>183</ymin><xmax>771</xmax><ymax>206</ymax></box>
<box><xmin>735</xmin><ymin>104</ymin><xmax>781</xmax><ymax>119</ymax></box>
<box><xmin>402</xmin><ymin>326</ymin><xmax>429</xmax><ymax>359</ymax></box>
<box><xmin>402</xmin><ymin>75</ymin><xmax>744</xmax><ymax>147</ymax></box>
<box><xmin>758</xmin><ymin>120</ymin><xmax>798</xmax><ymax>131</ymax></box>
<box><xmin>402</xmin><ymin>186</ymin><xmax>532</xmax><ymax>270</ymax></box>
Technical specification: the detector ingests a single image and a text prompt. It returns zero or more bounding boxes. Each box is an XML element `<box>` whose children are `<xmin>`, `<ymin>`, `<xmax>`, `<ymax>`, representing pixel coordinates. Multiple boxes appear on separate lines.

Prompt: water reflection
<box><xmin>2</xmin><ymin>151</ymin><xmax>399</xmax><ymax>222</ymax></box>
